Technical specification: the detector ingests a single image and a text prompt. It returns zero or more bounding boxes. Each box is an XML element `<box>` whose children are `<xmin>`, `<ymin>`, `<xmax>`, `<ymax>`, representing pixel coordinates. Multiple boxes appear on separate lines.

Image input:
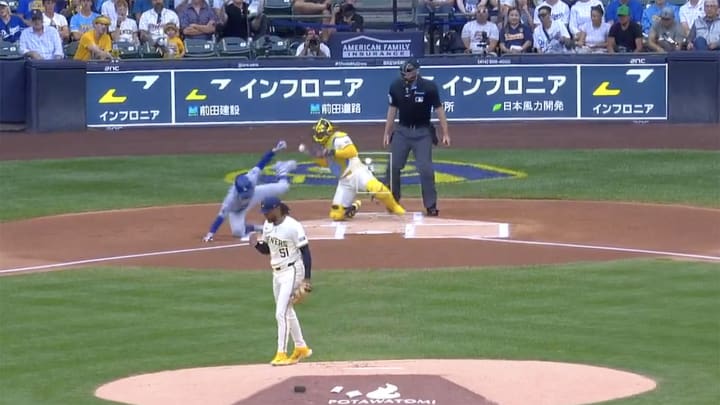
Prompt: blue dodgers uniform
<box><xmin>204</xmin><ymin>147</ymin><xmax>296</xmax><ymax>241</ymax></box>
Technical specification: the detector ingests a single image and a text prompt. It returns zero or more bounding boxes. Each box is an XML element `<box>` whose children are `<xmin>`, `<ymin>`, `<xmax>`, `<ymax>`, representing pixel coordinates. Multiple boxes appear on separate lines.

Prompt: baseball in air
<box><xmin>364</xmin><ymin>157</ymin><xmax>372</xmax><ymax>165</ymax></box>
<box><xmin>298</xmin><ymin>143</ymin><xmax>306</xmax><ymax>152</ymax></box>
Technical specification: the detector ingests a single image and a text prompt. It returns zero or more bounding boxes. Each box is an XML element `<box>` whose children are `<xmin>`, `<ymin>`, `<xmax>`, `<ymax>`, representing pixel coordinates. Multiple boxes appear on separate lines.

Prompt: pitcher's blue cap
<box><xmin>261</xmin><ymin>196</ymin><xmax>282</xmax><ymax>214</ymax></box>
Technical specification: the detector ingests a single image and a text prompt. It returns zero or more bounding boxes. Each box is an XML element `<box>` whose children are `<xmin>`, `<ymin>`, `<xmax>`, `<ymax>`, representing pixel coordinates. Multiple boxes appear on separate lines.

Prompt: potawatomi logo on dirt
<box><xmin>226</xmin><ymin>159</ymin><xmax>524</xmax><ymax>186</ymax></box>
<box><xmin>329</xmin><ymin>383</ymin><xmax>436</xmax><ymax>405</ymax></box>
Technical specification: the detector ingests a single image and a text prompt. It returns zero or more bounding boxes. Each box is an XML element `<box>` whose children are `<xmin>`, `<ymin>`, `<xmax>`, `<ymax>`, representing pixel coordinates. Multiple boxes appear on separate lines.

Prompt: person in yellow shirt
<box><xmin>161</xmin><ymin>22</ymin><xmax>185</xmax><ymax>58</ymax></box>
<box><xmin>305</xmin><ymin>118</ymin><xmax>406</xmax><ymax>221</ymax></box>
<box><xmin>73</xmin><ymin>15</ymin><xmax>113</xmax><ymax>61</ymax></box>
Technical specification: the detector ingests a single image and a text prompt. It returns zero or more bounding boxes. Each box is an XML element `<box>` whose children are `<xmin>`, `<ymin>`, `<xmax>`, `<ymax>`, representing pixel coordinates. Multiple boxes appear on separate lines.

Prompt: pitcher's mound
<box><xmin>95</xmin><ymin>359</ymin><xmax>656</xmax><ymax>405</ymax></box>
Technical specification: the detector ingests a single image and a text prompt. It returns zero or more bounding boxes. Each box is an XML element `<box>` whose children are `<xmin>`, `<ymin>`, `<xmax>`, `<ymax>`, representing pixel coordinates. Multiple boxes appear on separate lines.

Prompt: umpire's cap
<box><xmin>261</xmin><ymin>196</ymin><xmax>283</xmax><ymax>214</ymax></box>
<box><xmin>400</xmin><ymin>59</ymin><xmax>420</xmax><ymax>74</ymax></box>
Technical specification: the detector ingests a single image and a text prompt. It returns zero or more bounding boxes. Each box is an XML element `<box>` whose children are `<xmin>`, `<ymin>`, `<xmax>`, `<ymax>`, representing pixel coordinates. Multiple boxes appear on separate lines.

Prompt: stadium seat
<box><xmin>0</xmin><ymin>40</ymin><xmax>21</xmax><ymax>59</ymax></box>
<box><xmin>184</xmin><ymin>38</ymin><xmax>217</xmax><ymax>58</ymax></box>
<box><xmin>113</xmin><ymin>41</ymin><xmax>141</xmax><ymax>59</ymax></box>
<box><xmin>253</xmin><ymin>34</ymin><xmax>291</xmax><ymax>57</ymax></box>
<box><xmin>217</xmin><ymin>36</ymin><xmax>252</xmax><ymax>58</ymax></box>
<box><xmin>63</xmin><ymin>41</ymin><xmax>79</xmax><ymax>58</ymax></box>
<box><xmin>357</xmin><ymin>0</ymin><xmax>418</xmax><ymax>31</ymax></box>
<box><xmin>139</xmin><ymin>42</ymin><xmax>163</xmax><ymax>58</ymax></box>
<box><xmin>265</xmin><ymin>0</ymin><xmax>297</xmax><ymax>37</ymax></box>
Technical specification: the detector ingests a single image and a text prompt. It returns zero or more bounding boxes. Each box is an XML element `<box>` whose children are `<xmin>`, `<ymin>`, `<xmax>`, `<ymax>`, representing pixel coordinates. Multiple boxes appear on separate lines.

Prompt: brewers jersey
<box><xmin>262</xmin><ymin>215</ymin><xmax>308</xmax><ymax>268</ymax></box>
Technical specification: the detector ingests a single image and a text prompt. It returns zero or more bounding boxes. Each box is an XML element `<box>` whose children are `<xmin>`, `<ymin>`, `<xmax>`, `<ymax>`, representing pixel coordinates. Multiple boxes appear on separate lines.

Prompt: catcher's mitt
<box><xmin>292</xmin><ymin>280</ymin><xmax>313</xmax><ymax>304</ymax></box>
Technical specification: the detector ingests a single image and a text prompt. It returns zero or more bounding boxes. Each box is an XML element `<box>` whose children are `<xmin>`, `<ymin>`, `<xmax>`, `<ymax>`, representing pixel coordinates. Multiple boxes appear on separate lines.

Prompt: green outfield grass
<box><xmin>0</xmin><ymin>261</ymin><xmax>718</xmax><ymax>405</ymax></box>
<box><xmin>0</xmin><ymin>149</ymin><xmax>718</xmax><ymax>405</ymax></box>
<box><xmin>0</xmin><ymin>149</ymin><xmax>718</xmax><ymax>221</ymax></box>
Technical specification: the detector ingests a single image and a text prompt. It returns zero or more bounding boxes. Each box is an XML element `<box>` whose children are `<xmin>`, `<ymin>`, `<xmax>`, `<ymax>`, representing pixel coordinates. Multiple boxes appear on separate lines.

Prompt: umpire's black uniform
<box><xmin>384</xmin><ymin>60</ymin><xmax>443</xmax><ymax>216</ymax></box>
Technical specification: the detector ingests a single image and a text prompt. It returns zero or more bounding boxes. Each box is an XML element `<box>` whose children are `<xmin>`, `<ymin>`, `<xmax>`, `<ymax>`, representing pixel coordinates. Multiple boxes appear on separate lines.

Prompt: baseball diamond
<box><xmin>0</xmin><ymin>122</ymin><xmax>718</xmax><ymax>405</ymax></box>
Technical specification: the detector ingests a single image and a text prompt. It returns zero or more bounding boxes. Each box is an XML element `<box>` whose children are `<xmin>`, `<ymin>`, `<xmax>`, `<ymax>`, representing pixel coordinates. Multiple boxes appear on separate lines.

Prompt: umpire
<box><xmin>383</xmin><ymin>59</ymin><xmax>451</xmax><ymax>217</ymax></box>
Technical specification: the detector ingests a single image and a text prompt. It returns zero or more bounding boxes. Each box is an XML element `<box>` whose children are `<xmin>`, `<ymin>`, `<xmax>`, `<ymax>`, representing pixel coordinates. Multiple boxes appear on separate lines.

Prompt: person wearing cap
<box><xmin>249</xmin><ymin>195</ymin><xmax>314</xmax><ymax>367</ymax></box>
<box><xmin>69</xmin><ymin>0</ymin><xmax>99</xmax><ymax>40</ymax></box>
<box><xmin>42</xmin><ymin>0</ymin><xmax>69</xmax><ymax>42</ymax></box>
<box><xmin>648</xmin><ymin>6</ymin><xmax>686</xmax><ymax>51</ymax></box>
<box><xmin>160</xmin><ymin>21</ymin><xmax>184</xmax><ymax>57</ymax></box>
<box><xmin>687</xmin><ymin>0</ymin><xmax>720</xmax><ymax>50</ymax></box>
<box><xmin>641</xmin><ymin>0</ymin><xmax>679</xmax><ymax>36</ymax></box>
<box><xmin>1</xmin><ymin>0</ymin><xmax>28</xmax><ymax>43</ymax></box>
<box><xmin>73</xmin><ymin>14</ymin><xmax>112</xmax><ymax>60</ymax></box>
<box><xmin>295</xmin><ymin>27</ymin><xmax>331</xmax><ymax>57</ymax></box>
<box><xmin>533</xmin><ymin>0</ymin><xmax>571</xmax><ymax>27</ymax></box>
<box><xmin>533</xmin><ymin>4</ymin><xmax>572</xmax><ymax>53</ymax></box>
<box><xmin>383</xmin><ymin>59</ymin><xmax>450</xmax><ymax>218</ymax></box>
<box><xmin>605</xmin><ymin>0</ymin><xmax>643</xmax><ymax>24</ymax></box>
<box><xmin>607</xmin><ymin>4</ymin><xmax>643</xmax><ymax>52</ymax></box>
<box><xmin>18</xmin><ymin>9</ymin><xmax>63</xmax><ymax>58</ymax></box>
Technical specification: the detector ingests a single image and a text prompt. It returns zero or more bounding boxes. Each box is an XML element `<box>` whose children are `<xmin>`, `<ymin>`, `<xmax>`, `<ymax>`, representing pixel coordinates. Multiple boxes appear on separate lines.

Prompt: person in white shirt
<box><xmin>41</xmin><ymin>0</ymin><xmax>68</xmax><ymax>42</ymax></box>
<box><xmin>101</xmin><ymin>0</ymin><xmax>118</xmax><ymax>26</ymax></box>
<box><xmin>533</xmin><ymin>0</ymin><xmax>570</xmax><ymax>27</ymax></box>
<box><xmin>569</xmin><ymin>0</ymin><xmax>604</xmax><ymax>37</ymax></box>
<box><xmin>295</xmin><ymin>28</ymin><xmax>331</xmax><ymax>57</ymax></box>
<box><xmin>249</xmin><ymin>196</ymin><xmax>314</xmax><ymax>367</ymax></box>
<box><xmin>461</xmin><ymin>6</ymin><xmax>499</xmax><ymax>54</ymax></box>
<box><xmin>18</xmin><ymin>9</ymin><xmax>64</xmax><ymax>59</ymax></box>
<box><xmin>110</xmin><ymin>0</ymin><xmax>137</xmax><ymax>43</ymax></box>
<box><xmin>138</xmin><ymin>0</ymin><xmax>179</xmax><ymax>45</ymax></box>
<box><xmin>533</xmin><ymin>4</ymin><xmax>571</xmax><ymax>52</ymax></box>
<box><xmin>577</xmin><ymin>4</ymin><xmax>610</xmax><ymax>52</ymax></box>
<box><xmin>680</xmin><ymin>0</ymin><xmax>705</xmax><ymax>35</ymax></box>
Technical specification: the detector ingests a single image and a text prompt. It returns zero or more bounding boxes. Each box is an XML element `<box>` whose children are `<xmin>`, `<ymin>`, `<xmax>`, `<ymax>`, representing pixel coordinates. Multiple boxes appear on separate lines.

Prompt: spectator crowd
<box><xmin>0</xmin><ymin>0</ymin><xmax>717</xmax><ymax>60</ymax></box>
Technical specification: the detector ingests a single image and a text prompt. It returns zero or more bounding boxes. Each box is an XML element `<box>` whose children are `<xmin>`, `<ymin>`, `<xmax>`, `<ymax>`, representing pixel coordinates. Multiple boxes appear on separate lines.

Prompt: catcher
<box><xmin>303</xmin><ymin>118</ymin><xmax>406</xmax><ymax>220</ymax></box>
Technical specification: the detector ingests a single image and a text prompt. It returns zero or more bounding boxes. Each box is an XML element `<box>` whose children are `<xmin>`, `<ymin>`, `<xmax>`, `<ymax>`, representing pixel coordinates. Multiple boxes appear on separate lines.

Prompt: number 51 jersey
<box><xmin>262</xmin><ymin>216</ymin><xmax>309</xmax><ymax>268</ymax></box>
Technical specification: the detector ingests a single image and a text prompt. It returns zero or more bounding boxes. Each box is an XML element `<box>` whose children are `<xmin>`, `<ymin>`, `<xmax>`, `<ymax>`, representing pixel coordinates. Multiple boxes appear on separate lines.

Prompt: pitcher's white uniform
<box><xmin>262</xmin><ymin>215</ymin><xmax>309</xmax><ymax>354</ymax></box>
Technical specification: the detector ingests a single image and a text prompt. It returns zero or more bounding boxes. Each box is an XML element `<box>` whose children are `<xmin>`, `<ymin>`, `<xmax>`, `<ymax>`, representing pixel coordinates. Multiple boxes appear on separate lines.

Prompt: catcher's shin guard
<box><xmin>366</xmin><ymin>178</ymin><xmax>406</xmax><ymax>215</ymax></box>
<box><xmin>329</xmin><ymin>205</ymin><xmax>346</xmax><ymax>221</ymax></box>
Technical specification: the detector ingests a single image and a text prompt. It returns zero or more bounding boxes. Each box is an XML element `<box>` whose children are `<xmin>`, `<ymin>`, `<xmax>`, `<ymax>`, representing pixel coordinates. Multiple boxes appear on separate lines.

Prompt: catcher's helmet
<box><xmin>312</xmin><ymin>118</ymin><xmax>334</xmax><ymax>144</ymax></box>
<box><xmin>234</xmin><ymin>174</ymin><xmax>254</xmax><ymax>198</ymax></box>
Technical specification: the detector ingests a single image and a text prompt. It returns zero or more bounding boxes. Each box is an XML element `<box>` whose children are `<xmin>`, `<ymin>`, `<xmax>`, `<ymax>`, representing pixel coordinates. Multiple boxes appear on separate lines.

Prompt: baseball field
<box><xmin>0</xmin><ymin>123</ymin><xmax>718</xmax><ymax>405</ymax></box>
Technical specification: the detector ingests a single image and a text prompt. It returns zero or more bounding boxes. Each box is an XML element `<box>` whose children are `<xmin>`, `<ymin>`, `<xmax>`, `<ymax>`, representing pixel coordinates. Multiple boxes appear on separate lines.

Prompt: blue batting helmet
<box><xmin>234</xmin><ymin>175</ymin><xmax>254</xmax><ymax>197</ymax></box>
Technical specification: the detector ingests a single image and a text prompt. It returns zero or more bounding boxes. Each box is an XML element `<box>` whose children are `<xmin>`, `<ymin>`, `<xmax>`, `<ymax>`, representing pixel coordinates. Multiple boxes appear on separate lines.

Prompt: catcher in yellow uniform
<box><xmin>306</xmin><ymin>118</ymin><xmax>406</xmax><ymax>220</ymax></box>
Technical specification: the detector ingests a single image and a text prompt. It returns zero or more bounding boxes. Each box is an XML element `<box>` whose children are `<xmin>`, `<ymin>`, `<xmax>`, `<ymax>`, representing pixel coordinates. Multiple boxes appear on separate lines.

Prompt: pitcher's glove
<box><xmin>292</xmin><ymin>279</ymin><xmax>313</xmax><ymax>304</ymax></box>
<box><xmin>272</xmin><ymin>140</ymin><xmax>287</xmax><ymax>153</ymax></box>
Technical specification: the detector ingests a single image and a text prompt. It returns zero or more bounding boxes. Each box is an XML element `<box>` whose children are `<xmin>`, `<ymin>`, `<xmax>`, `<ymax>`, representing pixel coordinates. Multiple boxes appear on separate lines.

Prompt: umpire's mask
<box><xmin>400</xmin><ymin>59</ymin><xmax>419</xmax><ymax>84</ymax></box>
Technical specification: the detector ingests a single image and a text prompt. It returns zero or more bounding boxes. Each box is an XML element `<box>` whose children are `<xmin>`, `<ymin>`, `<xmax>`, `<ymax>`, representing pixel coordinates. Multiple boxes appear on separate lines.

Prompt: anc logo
<box><xmin>225</xmin><ymin>159</ymin><xmax>525</xmax><ymax>185</ymax></box>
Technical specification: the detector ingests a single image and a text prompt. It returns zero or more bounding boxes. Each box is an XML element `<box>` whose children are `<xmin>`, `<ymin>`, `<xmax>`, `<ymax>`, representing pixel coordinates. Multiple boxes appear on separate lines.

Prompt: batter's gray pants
<box><xmin>385</xmin><ymin>125</ymin><xmax>437</xmax><ymax>209</ymax></box>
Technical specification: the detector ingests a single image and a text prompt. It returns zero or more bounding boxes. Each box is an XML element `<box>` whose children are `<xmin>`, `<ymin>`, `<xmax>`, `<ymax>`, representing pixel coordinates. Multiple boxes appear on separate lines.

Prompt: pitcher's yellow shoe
<box><xmin>391</xmin><ymin>205</ymin><xmax>406</xmax><ymax>215</ymax></box>
<box><xmin>270</xmin><ymin>352</ymin><xmax>293</xmax><ymax>366</ymax></box>
<box><xmin>289</xmin><ymin>346</ymin><xmax>313</xmax><ymax>364</ymax></box>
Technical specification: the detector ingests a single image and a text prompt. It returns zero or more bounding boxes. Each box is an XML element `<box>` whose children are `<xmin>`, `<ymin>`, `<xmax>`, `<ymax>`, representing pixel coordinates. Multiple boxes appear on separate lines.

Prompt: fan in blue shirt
<box><xmin>0</xmin><ymin>1</ymin><xmax>27</xmax><ymax>42</ymax></box>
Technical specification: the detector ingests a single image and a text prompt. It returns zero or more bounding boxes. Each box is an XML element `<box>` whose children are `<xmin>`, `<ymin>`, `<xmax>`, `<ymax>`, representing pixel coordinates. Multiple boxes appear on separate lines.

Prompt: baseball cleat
<box><xmin>274</xmin><ymin>160</ymin><xmax>297</xmax><ymax>177</ymax></box>
<box><xmin>289</xmin><ymin>346</ymin><xmax>313</xmax><ymax>364</ymax></box>
<box><xmin>391</xmin><ymin>205</ymin><xmax>406</xmax><ymax>215</ymax></box>
<box><xmin>426</xmin><ymin>207</ymin><xmax>439</xmax><ymax>217</ymax></box>
<box><xmin>345</xmin><ymin>200</ymin><xmax>361</xmax><ymax>218</ymax></box>
<box><xmin>270</xmin><ymin>352</ymin><xmax>293</xmax><ymax>366</ymax></box>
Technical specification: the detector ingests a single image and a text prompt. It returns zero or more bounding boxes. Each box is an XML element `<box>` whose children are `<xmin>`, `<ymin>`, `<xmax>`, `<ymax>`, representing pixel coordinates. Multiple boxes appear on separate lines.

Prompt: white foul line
<box><xmin>467</xmin><ymin>237</ymin><xmax>720</xmax><ymax>261</ymax></box>
<box><xmin>2</xmin><ymin>237</ymin><xmax>718</xmax><ymax>275</ymax></box>
<box><xmin>0</xmin><ymin>243</ymin><xmax>249</xmax><ymax>275</ymax></box>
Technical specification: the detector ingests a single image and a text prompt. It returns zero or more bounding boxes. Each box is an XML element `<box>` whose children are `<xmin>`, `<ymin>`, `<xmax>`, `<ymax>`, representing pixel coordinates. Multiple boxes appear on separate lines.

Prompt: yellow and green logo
<box><xmin>225</xmin><ymin>159</ymin><xmax>525</xmax><ymax>185</ymax></box>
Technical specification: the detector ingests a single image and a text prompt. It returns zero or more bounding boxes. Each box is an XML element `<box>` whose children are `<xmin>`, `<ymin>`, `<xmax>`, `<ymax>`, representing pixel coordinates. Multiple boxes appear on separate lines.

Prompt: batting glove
<box><xmin>202</xmin><ymin>232</ymin><xmax>214</xmax><ymax>243</ymax></box>
<box><xmin>272</xmin><ymin>140</ymin><xmax>287</xmax><ymax>153</ymax></box>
